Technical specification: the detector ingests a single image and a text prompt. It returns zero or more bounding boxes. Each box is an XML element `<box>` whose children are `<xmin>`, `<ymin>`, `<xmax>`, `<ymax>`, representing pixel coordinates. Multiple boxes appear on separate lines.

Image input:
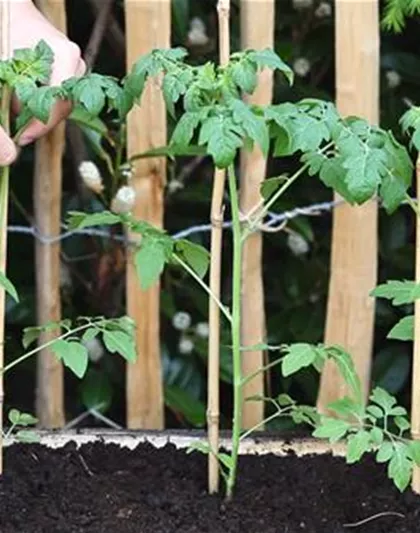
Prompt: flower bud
<box><xmin>111</xmin><ymin>186</ymin><xmax>136</xmax><ymax>214</ymax></box>
<box><xmin>195</xmin><ymin>322</ymin><xmax>210</xmax><ymax>339</ymax></box>
<box><xmin>79</xmin><ymin>161</ymin><xmax>104</xmax><ymax>194</ymax></box>
<box><xmin>287</xmin><ymin>232</ymin><xmax>310</xmax><ymax>256</ymax></box>
<box><xmin>293</xmin><ymin>58</ymin><xmax>311</xmax><ymax>78</ymax></box>
<box><xmin>386</xmin><ymin>70</ymin><xmax>401</xmax><ymax>89</ymax></box>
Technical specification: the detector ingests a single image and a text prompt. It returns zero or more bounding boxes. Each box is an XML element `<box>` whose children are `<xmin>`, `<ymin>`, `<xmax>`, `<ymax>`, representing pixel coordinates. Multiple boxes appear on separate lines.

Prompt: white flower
<box><xmin>287</xmin><ymin>232</ymin><xmax>310</xmax><ymax>256</ymax></box>
<box><xmin>82</xmin><ymin>337</ymin><xmax>104</xmax><ymax>363</ymax></box>
<box><xmin>79</xmin><ymin>161</ymin><xmax>104</xmax><ymax>194</ymax></box>
<box><xmin>111</xmin><ymin>186</ymin><xmax>136</xmax><ymax>214</ymax></box>
<box><xmin>167</xmin><ymin>179</ymin><xmax>184</xmax><ymax>194</ymax></box>
<box><xmin>386</xmin><ymin>70</ymin><xmax>401</xmax><ymax>89</ymax></box>
<box><xmin>195</xmin><ymin>322</ymin><xmax>210</xmax><ymax>339</ymax></box>
<box><xmin>315</xmin><ymin>2</ymin><xmax>331</xmax><ymax>18</ymax></box>
<box><xmin>172</xmin><ymin>311</ymin><xmax>192</xmax><ymax>331</ymax></box>
<box><xmin>293</xmin><ymin>0</ymin><xmax>313</xmax><ymax>9</ymax></box>
<box><xmin>188</xmin><ymin>17</ymin><xmax>209</xmax><ymax>47</ymax></box>
<box><xmin>293</xmin><ymin>57</ymin><xmax>311</xmax><ymax>78</ymax></box>
<box><xmin>179</xmin><ymin>337</ymin><xmax>194</xmax><ymax>355</ymax></box>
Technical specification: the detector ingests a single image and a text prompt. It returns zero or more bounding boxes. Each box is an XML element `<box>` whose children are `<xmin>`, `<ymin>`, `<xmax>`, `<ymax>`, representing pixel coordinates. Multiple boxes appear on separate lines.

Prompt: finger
<box><xmin>0</xmin><ymin>127</ymin><xmax>18</xmax><ymax>166</ymax></box>
<box><xmin>18</xmin><ymin>100</ymin><xmax>72</xmax><ymax>146</ymax></box>
<box><xmin>18</xmin><ymin>44</ymin><xmax>85</xmax><ymax>146</ymax></box>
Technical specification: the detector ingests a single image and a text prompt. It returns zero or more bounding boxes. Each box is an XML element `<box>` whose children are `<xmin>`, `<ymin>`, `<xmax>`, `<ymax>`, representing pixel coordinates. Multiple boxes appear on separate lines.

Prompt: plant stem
<box><xmin>173</xmin><ymin>254</ymin><xmax>232</xmax><ymax>323</ymax></box>
<box><xmin>2</xmin><ymin>323</ymin><xmax>92</xmax><ymax>375</ymax></box>
<box><xmin>241</xmin><ymin>355</ymin><xmax>285</xmax><ymax>388</ymax></box>
<box><xmin>226</xmin><ymin>163</ymin><xmax>243</xmax><ymax>500</ymax></box>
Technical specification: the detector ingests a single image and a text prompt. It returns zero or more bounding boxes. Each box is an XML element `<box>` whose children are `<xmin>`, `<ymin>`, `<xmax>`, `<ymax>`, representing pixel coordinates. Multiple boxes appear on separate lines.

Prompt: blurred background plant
<box><xmin>5</xmin><ymin>0</ymin><xmax>418</xmax><ymax>429</ymax></box>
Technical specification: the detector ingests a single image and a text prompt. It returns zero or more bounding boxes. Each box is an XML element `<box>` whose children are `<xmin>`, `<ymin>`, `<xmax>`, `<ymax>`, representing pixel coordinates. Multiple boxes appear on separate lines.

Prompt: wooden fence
<box><xmin>2</xmin><ymin>0</ymin><xmax>403</xmax><ymax>474</ymax></box>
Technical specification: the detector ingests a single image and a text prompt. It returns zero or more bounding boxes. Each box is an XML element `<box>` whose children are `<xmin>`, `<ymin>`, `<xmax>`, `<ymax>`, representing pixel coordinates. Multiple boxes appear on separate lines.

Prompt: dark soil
<box><xmin>1</xmin><ymin>440</ymin><xmax>420</xmax><ymax>533</ymax></box>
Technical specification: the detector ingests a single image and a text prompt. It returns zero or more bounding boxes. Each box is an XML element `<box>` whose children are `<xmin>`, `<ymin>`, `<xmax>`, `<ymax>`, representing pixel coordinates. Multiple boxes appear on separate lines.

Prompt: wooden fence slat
<box><xmin>317</xmin><ymin>0</ymin><xmax>379</xmax><ymax>410</ymax></box>
<box><xmin>125</xmin><ymin>0</ymin><xmax>170</xmax><ymax>429</ymax></box>
<box><xmin>239</xmin><ymin>0</ymin><xmax>274</xmax><ymax>429</ymax></box>
<box><xmin>0</xmin><ymin>0</ymin><xmax>10</xmax><ymax>474</ymax></box>
<box><xmin>33</xmin><ymin>0</ymin><xmax>67</xmax><ymax>428</ymax></box>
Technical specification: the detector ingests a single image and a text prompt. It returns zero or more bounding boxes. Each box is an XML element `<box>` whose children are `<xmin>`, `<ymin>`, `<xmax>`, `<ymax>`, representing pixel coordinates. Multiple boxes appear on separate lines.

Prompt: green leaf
<box><xmin>370</xmin><ymin>427</ymin><xmax>384</xmax><ymax>446</ymax></box>
<box><xmin>15</xmin><ymin>430</ymin><xmax>39</xmax><ymax>443</ymax></box>
<box><xmin>408</xmin><ymin>441</ymin><xmax>420</xmax><ymax>466</ymax></box>
<box><xmin>8</xmin><ymin>409</ymin><xmax>37</xmax><ymax>426</ymax></box>
<box><xmin>342</xmin><ymin>149</ymin><xmax>386</xmax><ymax>203</ymax></box>
<box><xmin>175</xmin><ymin>239</ymin><xmax>210</xmax><ymax>278</ymax></box>
<box><xmin>199</xmin><ymin>114</ymin><xmax>244</xmax><ymax>168</ymax></box>
<box><xmin>327</xmin><ymin>346</ymin><xmax>362</xmax><ymax>402</ymax></box>
<box><xmin>377</xmin><ymin>441</ymin><xmax>394</xmax><ymax>463</ymax></box>
<box><xmin>0</xmin><ymin>271</ymin><xmax>19</xmax><ymax>302</ymax></box>
<box><xmin>388</xmin><ymin>442</ymin><xmax>413</xmax><ymax>492</ymax></box>
<box><xmin>12</xmin><ymin>39</ymin><xmax>54</xmax><ymax>83</ymax></box>
<box><xmin>260</xmin><ymin>176</ymin><xmax>288</xmax><ymax>200</ymax></box>
<box><xmin>229</xmin><ymin>99</ymin><xmax>269</xmax><ymax>156</ymax></box>
<box><xmin>327</xmin><ymin>396</ymin><xmax>364</xmax><ymax>419</ymax></box>
<box><xmin>68</xmin><ymin>74</ymin><xmax>106</xmax><ymax>114</ymax></box>
<box><xmin>82</xmin><ymin>328</ymin><xmax>99</xmax><ymax>343</ymax></box>
<box><xmin>52</xmin><ymin>339</ymin><xmax>89</xmax><ymax>379</ymax></box>
<box><xmin>313</xmin><ymin>416</ymin><xmax>351</xmax><ymax>443</ymax></box>
<box><xmin>371</xmin><ymin>280</ymin><xmax>420</xmax><ymax>305</ymax></box>
<box><xmin>187</xmin><ymin>440</ymin><xmax>211</xmax><ymax>455</ymax></box>
<box><xmin>388</xmin><ymin>316</ymin><xmax>414</xmax><ymax>341</ymax></box>
<box><xmin>346</xmin><ymin>431</ymin><xmax>371</xmax><ymax>464</ymax></box>
<box><xmin>277</xmin><ymin>393</ymin><xmax>296</xmax><ymax>406</ymax></box>
<box><xmin>134</xmin><ymin>240</ymin><xmax>169</xmax><ymax>290</ymax></box>
<box><xmin>370</xmin><ymin>387</ymin><xmax>397</xmax><ymax>415</ymax></box>
<box><xmin>27</xmin><ymin>86</ymin><xmax>60</xmax><ymax>123</ymax></box>
<box><xmin>247</xmin><ymin>48</ymin><xmax>294</xmax><ymax>85</ymax></box>
<box><xmin>217</xmin><ymin>453</ymin><xmax>233</xmax><ymax>471</ymax></box>
<box><xmin>67</xmin><ymin>211</ymin><xmax>121</xmax><ymax>230</ymax></box>
<box><xmin>103</xmin><ymin>330</ymin><xmax>137</xmax><ymax>363</ymax></box>
<box><xmin>366</xmin><ymin>405</ymin><xmax>384</xmax><ymax>419</ymax></box>
<box><xmin>394</xmin><ymin>416</ymin><xmax>410</xmax><ymax>432</ymax></box>
<box><xmin>70</xmin><ymin>106</ymin><xmax>109</xmax><ymax>136</ymax></box>
<box><xmin>170</xmin><ymin>111</ymin><xmax>203</xmax><ymax>147</ymax></box>
<box><xmin>230</xmin><ymin>58</ymin><xmax>258</xmax><ymax>94</ymax></box>
<box><xmin>281</xmin><ymin>343</ymin><xmax>318</xmax><ymax>377</ymax></box>
<box><xmin>164</xmin><ymin>385</ymin><xmax>206</xmax><ymax>427</ymax></box>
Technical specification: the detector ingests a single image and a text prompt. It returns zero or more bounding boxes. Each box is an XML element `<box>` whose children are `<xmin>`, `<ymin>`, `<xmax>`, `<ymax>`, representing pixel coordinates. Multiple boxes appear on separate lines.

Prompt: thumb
<box><xmin>0</xmin><ymin>127</ymin><xmax>17</xmax><ymax>166</ymax></box>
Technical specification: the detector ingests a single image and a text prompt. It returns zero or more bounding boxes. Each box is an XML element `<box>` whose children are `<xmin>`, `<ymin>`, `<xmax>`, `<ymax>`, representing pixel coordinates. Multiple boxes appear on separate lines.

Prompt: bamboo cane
<box><xmin>34</xmin><ymin>0</ymin><xmax>66</xmax><ymax>428</ymax></box>
<box><xmin>317</xmin><ymin>0</ymin><xmax>379</xmax><ymax>411</ymax></box>
<box><xmin>411</xmin><ymin>154</ymin><xmax>420</xmax><ymax>493</ymax></box>
<box><xmin>207</xmin><ymin>0</ymin><xmax>230</xmax><ymax>495</ymax></box>
<box><xmin>239</xmin><ymin>0</ymin><xmax>274</xmax><ymax>430</ymax></box>
<box><xmin>0</xmin><ymin>0</ymin><xmax>10</xmax><ymax>475</ymax></box>
<box><xmin>124</xmin><ymin>0</ymin><xmax>170</xmax><ymax>429</ymax></box>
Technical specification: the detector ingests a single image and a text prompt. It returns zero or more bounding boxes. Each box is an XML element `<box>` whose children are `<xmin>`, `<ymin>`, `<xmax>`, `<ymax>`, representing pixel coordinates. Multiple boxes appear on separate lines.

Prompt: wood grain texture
<box><xmin>239</xmin><ymin>0</ymin><xmax>274</xmax><ymax>429</ymax></box>
<box><xmin>124</xmin><ymin>0</ymin><xmax>170</xmax><ymax>429</ymax></box>
<box><xmin>34</xmin><ymin>0</ymin><xmax>66</xmax><ymax>428</ymax></box>
<box><xmin>317</xmin><ymin>0</ymin><xmax>379</xmax><ymax>410</ymax></box>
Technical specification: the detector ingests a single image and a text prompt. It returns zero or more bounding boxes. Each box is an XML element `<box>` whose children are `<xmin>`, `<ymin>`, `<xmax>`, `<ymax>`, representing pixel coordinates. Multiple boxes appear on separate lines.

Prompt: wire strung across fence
<box><xmin>6</xmin><ymin>198</ymin><xmax>348</xmax><ymax>244</ymax></box>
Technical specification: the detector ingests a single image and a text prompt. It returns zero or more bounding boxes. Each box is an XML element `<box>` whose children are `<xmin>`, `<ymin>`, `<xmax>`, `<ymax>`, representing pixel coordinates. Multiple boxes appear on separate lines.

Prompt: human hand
<box><xmin>0</xmin><ymin>0</ymin><xmax>86</xmax><ymax>165</ymax></box>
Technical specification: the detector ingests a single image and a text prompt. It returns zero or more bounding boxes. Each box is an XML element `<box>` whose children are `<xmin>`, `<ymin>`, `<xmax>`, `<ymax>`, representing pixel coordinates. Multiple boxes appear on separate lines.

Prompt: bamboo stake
<box><xmin>239</xmin><ymin>0</ymin><xmax>274</xmax><ymax>430</ymax></box>
<box><xmin>411</xmin><ymin>154</ymin><xmax>420</xmax><ymax>493</ymax></box>
<box><xmin>124</xmin><ymin>0</ymin><xmax>170</xmax><ymax>429</ymax></box>
<box><xmin>33</xmin><ymin>0</ymin><xmax>66</xmax><ymax>428</ymax></box>
<box><xmin>0</xmin><ymin>0</ymin><xmax>10</xmax><ymax>475</ymax></box>
<box><xmin>317</xmin><ymin>0</ymin><xmax>379</xmax><ymax>411</ymax></box>
<box><xmin>207</xmin><ymin>0</ymin><xmax>230</xmax><ymax>495</ymax></box>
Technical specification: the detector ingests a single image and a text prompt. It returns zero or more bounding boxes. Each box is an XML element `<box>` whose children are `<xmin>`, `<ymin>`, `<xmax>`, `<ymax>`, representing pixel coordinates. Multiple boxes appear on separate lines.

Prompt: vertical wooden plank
<box><xmin>239</xmin><ymin>0</ymin><xmax>274</xmax><ymax>429</ymax></box>
<box><xmin>34</xmin><ymin>0</ymin><xmax>66</xmax><ymax>427</ymax></box>
<box><xmin>125</xmin><ymin>0</ymin><xmax>170</xmax><ymax>429</ymax></box>
<box><xmin>411</xmin><ymin>154</ymin><xmax>420</xmax><ymax>493</ymax></box>
<box><xmin>0</xmin><ymin>0</ymin><xmax>10</xmax><ymax>474</ymax></box>
<box><xmin>317</xmin><ymin>0</ymin><xmax>379</xmax><ymax>410</ymax></box>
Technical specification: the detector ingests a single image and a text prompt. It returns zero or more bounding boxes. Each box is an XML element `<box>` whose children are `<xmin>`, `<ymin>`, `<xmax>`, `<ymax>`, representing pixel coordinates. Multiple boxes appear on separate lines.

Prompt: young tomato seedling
<box><xmin>68</xmin><ymin>46</ymin><xmax>420</xmax><ymax>498</ymax></box>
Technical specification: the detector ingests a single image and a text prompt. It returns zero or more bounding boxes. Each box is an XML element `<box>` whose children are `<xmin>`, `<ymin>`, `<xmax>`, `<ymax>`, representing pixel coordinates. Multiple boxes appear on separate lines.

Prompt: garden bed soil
<box><xmin>1</xmin><ymin>434</ymin><xmax>420</xmax><ymax>533</ymax></box>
